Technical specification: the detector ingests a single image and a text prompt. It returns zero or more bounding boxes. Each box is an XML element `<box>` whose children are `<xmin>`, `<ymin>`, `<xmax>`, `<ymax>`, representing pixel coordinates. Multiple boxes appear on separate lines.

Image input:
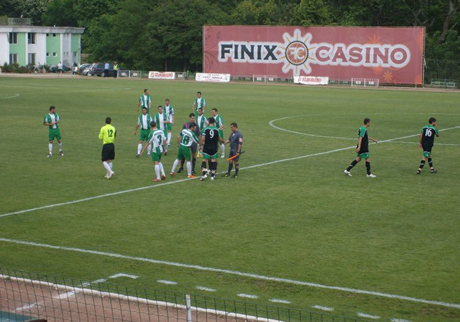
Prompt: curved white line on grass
<box><xmin>269</xmin><ymin>115</ymin><xmax>355</xmax><ymax>140</ymax></box>
<box><xmin>237</xmin><ymin>293</ymin><xmax>258</xmax><ymax>299</ymax></box>
<box><xmin>196</xmin><ymin>286</ymin><xmax>216</xmax><ymax>292</ymax></box>
<box><xmin>157</xmin><ymin>280</ymin><xmax>177</xmax><ymax>285</ymax></box>
<box><xmin>357</xmin><ymin>312</ymin><xmax>380</xmax><ymax>319</ymax></box>
<box><xmin>0</xmin><ymin>94</ymin><xmax>20</xmax><ymax>99</ymax></box>
<box><xmin>0</xmin><ymin>237</ymin><xmax>459</xmax><ymax>310</ymax></box>
<box><xmin>311</xmin><ymin>305</ymin><xmax>334</xmax><ymax>312</ymax></box>
<box><xmin>270</xmin><ymin>299</ymin><xmax>291</xmax><ymax>304</ymax></box>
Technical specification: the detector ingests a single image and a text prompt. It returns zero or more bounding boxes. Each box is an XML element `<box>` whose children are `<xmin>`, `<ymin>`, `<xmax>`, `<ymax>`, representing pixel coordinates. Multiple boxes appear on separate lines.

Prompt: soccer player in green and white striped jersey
<box><xmin>211</xmin><ymin>108</ymin><xmax>225</xmax><ymax>158</ymax></box>
<box><xmin>141</xmin><ymin>121</ymin><xmax>167</xmax><ymax>182</ymax></box>
<box><xmin>163</xmin><ymin>98</ymin><xmax>175</xmax><ymax>146</ymax></box>
<box><xmin>137</xmin><ymin>89</ymin><xmax>152</xmax><ymax>113</ymax></box>
<box><xmin>191</xmin><ymin>91</ymin><xmax>206</xmax><ymax>117</ymax></box>
<box><xmin>171</xmin><ymin>123</ymin><xmax>200</xmax><ymax>178</ymax></box>
<box><xmin>154</xmin><ymin>105</ymin><xmax>170</xmax><ymax>154</ymax></box>
<box><xmin>133</xmin><ymin>107</ymin><xmax>153</xmax><ymax>157</ymax></box>
<box><xmin>43</xmin><ymin>106</ymin><xmax>63</xmax><ymax>157</ymax></box>
<box><xmin>196</xmin><ymin>107</ymin><xmax>208</xmax><ymax>131</ymax></box>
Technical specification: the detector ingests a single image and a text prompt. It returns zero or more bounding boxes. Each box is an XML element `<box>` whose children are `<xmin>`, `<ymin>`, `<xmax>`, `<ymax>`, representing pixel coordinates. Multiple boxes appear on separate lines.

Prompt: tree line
<box><xmin>2</xmin><ymin>0</ymin><xmax>459</xmax><ymax>73</ymax></box>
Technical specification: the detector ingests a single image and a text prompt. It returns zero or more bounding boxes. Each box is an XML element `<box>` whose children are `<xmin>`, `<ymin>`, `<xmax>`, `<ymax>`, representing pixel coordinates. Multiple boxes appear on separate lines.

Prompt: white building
<box><xmin>0</xmin><ymin>19</ymin><xmax>84</xmax><ymax>67</ymax></box>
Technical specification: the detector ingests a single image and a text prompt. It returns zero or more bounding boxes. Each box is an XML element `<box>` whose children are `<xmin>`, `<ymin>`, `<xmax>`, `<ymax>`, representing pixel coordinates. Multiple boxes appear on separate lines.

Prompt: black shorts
<box><xmin>422</xmin><ymin>144</ymin><xmax>433</xmax><ymax>153</ymax></box>
<box><xmin>203</xmin><ymin>147</ymin><xmax>218</xmax><ymax>156</ymax></box>
<box><xmin>229</xmin><ymin>149</ymin><xmax>240</xmax><ymax>161</ymax></box>
<box><xmin>190</xmin><ymin>142</ymin><xmax>197</xmax><ymax>153</ymax></box>
<box><xmin>102</xmin><ymin>143</ymin><xmax>115</xmax><ymax>161</ymax></box>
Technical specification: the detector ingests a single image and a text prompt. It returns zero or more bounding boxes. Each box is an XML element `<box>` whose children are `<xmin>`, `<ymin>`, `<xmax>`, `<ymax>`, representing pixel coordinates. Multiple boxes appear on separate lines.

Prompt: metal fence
<box><xmin>0</xmin><ymin>267</ymin><xmax>369</xmax><ymax>322</ymax></box>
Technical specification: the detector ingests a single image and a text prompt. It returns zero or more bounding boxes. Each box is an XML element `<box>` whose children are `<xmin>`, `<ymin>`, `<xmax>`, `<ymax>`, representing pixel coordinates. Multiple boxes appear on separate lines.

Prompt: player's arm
<box><xmin>98</xmin><ymin>127</ymin><xmax>105</xmax><ymax>140</ymax></box>
<box><xmin>177</xmin><ymin>134</ymin><xmax>181</xmax><ymax>147</ymax></box>
<box><xmin>419</xmin><ymin>133</ymin><xmax>423</xmax><ymax>148</ymax></box>
<box><xmin>356</xmin><ymin>137</ymin><xmax>362</xmax><ymax>152</ymax></box>
<box><xmin>369</xmin><ymin>136</ymin><xmax>378</xmax><ymax>143</ymax></box>
<box><xmin>137</xmin><ymin>98</ymin><xmax>141</xmax><ymax>112</ymax></box>
<box><xmin>133</xmin><ymin>123</ymin><xmax>140</xmax><ymax>135</ymax></box>
<box><xmin>140</xmin><ymin>137</ymin><xmax>152</xmax><ymax>155</ymax></box>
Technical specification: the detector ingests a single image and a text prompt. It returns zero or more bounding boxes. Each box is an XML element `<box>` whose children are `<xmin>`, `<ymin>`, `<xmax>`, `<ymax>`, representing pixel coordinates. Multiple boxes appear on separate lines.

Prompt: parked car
<box><xmin>87</xmin><ymin>63</ymin><xmax>116</xmax><ymax>77</ymax></box>
<box><xmin>49</xmin><ymin>64</ymin><xmax>70</xmax><ymax>73</ymax></box>
<box><xmin>78</xmin><ymin>63</ymin><xmax>92</xmax><ymax>75</ymax></box>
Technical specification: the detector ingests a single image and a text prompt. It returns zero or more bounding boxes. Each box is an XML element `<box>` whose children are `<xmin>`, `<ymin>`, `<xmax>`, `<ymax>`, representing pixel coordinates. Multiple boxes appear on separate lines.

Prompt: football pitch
<box><xmin>0</xmin><ymin>76</ymin><xmax>459</xmax><ymax>322</ymax></box>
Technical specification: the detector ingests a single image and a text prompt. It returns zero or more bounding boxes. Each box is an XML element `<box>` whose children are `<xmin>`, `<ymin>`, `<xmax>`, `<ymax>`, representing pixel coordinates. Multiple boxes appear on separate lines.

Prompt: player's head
<box><xmin>157</xmin><ymin>105</ymin><xmax>163</xmax><ymax>113</ymax></box>
<box><xmin>49</xmin><ymin>106</ymin><xmax>56</xmax><ymax>112</ymax></box>
<box><xmin>429</xmin><ymin>117</ymin><xmax>437</xmax><ymax>125</ymax></box>
<box><xmin>142</xmin><ymin>107</ymin><xmax>147</xmax><ymax>114</ymax></box>
<box><xmin>189</xmin><ymin>122</ymin><xmax>197</xmax><ymax>130</ymax></box>
<box><xmin>165</xmin><ymin>98</ymin><xmax>170</xmax><ymax>105</ymax></box>
<box><xmin>197</xmin><ymin>107</ymin><xmax>203</xmax><ymax>115</ymax></box>
<box><xmin>211</xmin><ymin>108</ymin><xmax>218</xmax><ymax>116</ymax></box>
<box><xmin>189</xmin><ymin>113</ymin><xmax>196</xmax><ymax>121</ymax></box>
<box><xmin>208</xmin><ymin>117</ymin><xmax>215</xmax><ymax>125</ymax></box>
<box><xmin>105</xmin><ymin>117</ymin><xmax>111</xmax><ymax>124</ymax></box>
<box><xmin>144</xmin><ymin>89</ymin><xmax>148</xmax><ymax>94</ymax></box>
<box><xmin>197</xmin><ymin>91</ymin><xmax>201</xmax><ymax>97</ymax></box>
<box><xmin>364</xmin><ymin>118</ymin><xmax>371</xmax><ymax>126</ymax></box>
<box><xmin>230</xmin><ymin>122</ymin><xmax>238</xmax><ymax>131</ymax></box>
<box><xmin>150</xmin><ymin>121</ymin><xmax>156</xmax><ymax>128</ymax></box>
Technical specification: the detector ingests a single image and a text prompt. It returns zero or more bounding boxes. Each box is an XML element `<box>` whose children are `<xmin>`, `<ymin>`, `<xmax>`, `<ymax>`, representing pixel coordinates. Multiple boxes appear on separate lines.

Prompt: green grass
<box><xmin>0</xmin><ymin>76</ymin><xmax>459</xmax><ymax>321</ymax></box>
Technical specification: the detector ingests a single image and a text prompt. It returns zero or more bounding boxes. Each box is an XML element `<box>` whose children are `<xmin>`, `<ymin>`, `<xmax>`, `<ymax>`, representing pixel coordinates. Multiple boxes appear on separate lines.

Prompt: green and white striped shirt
<box><xmin>148</xmin><ymin>129</ymin><xmax>167</xmax><ymax>153</ymax></box>
<box><xmin>179</xmin><ymin>129</ymin><xmax>199</xmax><ymax>147</ymax></box>
<box><xmin>138</xmin><ymin>114</ymin><xmax>153</xmax><ymax>130</ymax></box>
<box><xmin>44</xmin><ymin>113</ymin><xmax>60</xmax><ymax>129</ymax></box>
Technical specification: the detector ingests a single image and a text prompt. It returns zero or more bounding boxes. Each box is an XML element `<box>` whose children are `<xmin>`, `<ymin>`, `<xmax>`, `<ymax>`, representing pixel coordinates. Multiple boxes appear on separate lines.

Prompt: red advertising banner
<box><xmin>203</xmin><ymin>26</ymin><xmax>425</xmax><ymax>85</ymax></box>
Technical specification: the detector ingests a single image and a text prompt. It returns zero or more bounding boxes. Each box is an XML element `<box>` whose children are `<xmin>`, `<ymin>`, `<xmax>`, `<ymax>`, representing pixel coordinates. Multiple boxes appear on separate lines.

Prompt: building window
<box><xmin>28</xmin><ymin>33</ymin><xmax>36</xmax><ymax>44</ymax></box>
<box><xmin>53</xmin><ymin>33</ymin><xmax>56</xmax><ymax>37</ymax></box>
<box><xmin>9</xmin><ymin>54</ymin><xmax>18</xmax><ymax>64</ymax></box>
<box><xmin>53</xmin><ymin>52</ymin><xmax>57</xmax><ymax>57</ymax></box>
<box><xmin>9</xmin><ymin>33</ymin><xmax>18</xmax><ymax>44</ymax></box>
<box><xmin>28</xmin><ymin>53</ymin><xmax>36</xmax><ymax>65</ymax></box>
<box><xmin>46</xmin><ymin>52</ymin><xmax>50</xmax><ymax>57</ymax></box>
<box><xmin>46</xmin><ymin>33</ymin><xmax>49</xmax><ymax>37</ymax></box>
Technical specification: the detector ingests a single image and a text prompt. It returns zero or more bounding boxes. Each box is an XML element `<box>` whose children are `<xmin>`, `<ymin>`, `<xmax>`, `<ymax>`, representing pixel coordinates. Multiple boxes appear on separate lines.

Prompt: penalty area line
<box><xmin>1</xmin><ymin>125</ymin><xmax>459</xmax><ymax>219</ymax></box>
<box><xmin>0</xmin><ymin>145</ymin><xmax>356</xmax><ymax>219</ymax></box>
<box><xmin>0</xmin><ymin>237</ymin><xmax>459</xmax><ymax>310</ymax></box>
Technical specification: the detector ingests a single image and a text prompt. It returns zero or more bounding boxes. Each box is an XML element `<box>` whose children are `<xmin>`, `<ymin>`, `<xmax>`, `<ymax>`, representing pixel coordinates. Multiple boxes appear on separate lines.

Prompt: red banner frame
<box><xmin>203</xmin><ymin>26</ymin><xmax>425</xmax><ymax>85</ymax></box>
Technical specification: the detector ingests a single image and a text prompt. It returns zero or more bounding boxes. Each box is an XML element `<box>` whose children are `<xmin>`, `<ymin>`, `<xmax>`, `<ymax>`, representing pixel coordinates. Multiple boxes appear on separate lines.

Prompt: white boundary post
<box><xmin>186</xmin><ymin>294</ymin><xmax>192</xmax><ymax>322</ymax></box>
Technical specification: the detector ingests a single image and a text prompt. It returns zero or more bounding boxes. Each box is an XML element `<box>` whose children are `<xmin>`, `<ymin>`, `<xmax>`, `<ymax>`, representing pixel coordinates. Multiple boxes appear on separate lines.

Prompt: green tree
<box><xmin>291</xmin><ymin>0</ymin><xmax>331</xmax><ymax>26</ymax></box>
<box><xmin>42</xmin><ymin>0</ymin><xmax>77</xmax><ymax>26</ymax></box>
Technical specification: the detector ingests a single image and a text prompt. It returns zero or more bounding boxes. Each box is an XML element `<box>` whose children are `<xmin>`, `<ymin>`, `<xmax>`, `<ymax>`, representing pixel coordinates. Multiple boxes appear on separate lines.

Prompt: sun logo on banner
<box><xmin>277</xmin><ymin>29</ymin><xmax>315</xmax><ymax>75</ymax></box>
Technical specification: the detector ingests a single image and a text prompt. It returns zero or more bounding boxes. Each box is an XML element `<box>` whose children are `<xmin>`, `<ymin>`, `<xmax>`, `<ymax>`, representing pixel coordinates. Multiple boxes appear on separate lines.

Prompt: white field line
<box><xmin>195</xmin><ymin>286</ymin><xmax>216</xmax><ymax>292</ymax></box>
<box><xmin>269</xmin><ymin>116</ymin><xmax>356</xmax><ymax>140</ymax></box>
<box><xmin>2</xmin><ymin>274</ymin><xmax>283</xmax><ymax>322</ymax></box>
<box><xmin>1</xmin><ymin>125</ymin><xmax>459</xmax><ymax>220</ymax></box>
<box><xmin>109</xmin><ymin>273</ymin><xmax>138</xmax><ymax>279</ymax></box>
<box><xmin>0</xmin><ymin>93</ymin><xmax>20</xmax><ymax>99</ymax></box>
<box><xmin>1</xmin><ymin>237</ymin><xmax>459</xmax><ymax>310</ymax></box>
<box><xmin>157</xmin><ymin>279</ymin><xmax>178</xmax><ymax>285</ymax></box>
<box><xmin>311</xmin><ymin>305</ymin><xmax>334</xmax><ymax>312</ymax></box>
<box><xmin>269</xmin><ymin>299</ymin><xmax>291</xmax><ymax>304</ymax></box>
<box><xmin>390</xmin><ymin>319</ymin><xmax>411</xmax><ymax>322</ymax></box>
<box><xmin>238</xmin><ymin>293</ymin><xmax>259</xmax><ymax>299</ymax></box>
<box><xmin>357</xmin><ymin>312</ymin><xmax>381</xmax><ymax>319</ymax></box>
